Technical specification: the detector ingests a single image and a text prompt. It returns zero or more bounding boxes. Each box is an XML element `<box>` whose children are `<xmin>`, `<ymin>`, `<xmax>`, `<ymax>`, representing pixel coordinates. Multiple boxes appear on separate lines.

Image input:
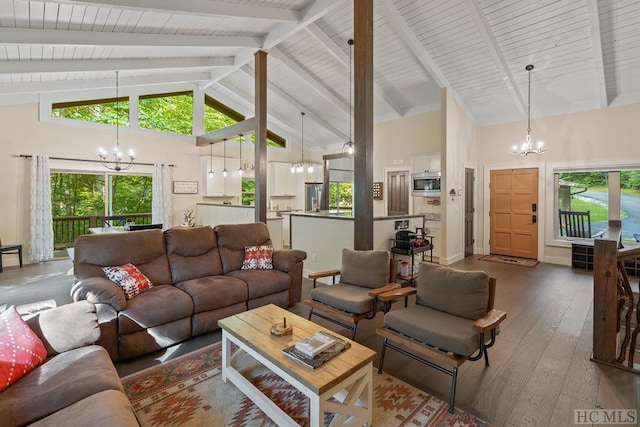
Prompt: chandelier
<box><xmin>291</xmin><ymin>112</ymin><xmax>314</xmax><ymax>174</ymax></box>
<box><xmin>99</xmin><ymin>71</ymin><xmax>135</xmax><ymax>171</ymax></box>
<box><xmin>342</xmin><ymin>38</ymin><xmax>355</xmax><ymax>157</ymax></box>
<box><xmin>510</xmin><ymin>64</ymin><xmax>546</xmax><ymax>156</ymax></box>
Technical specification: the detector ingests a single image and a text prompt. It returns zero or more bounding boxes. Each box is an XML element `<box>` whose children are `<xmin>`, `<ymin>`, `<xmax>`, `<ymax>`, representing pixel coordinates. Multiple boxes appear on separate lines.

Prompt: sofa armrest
<box><xmin>25</xmin><ymin>301</ymin><xmax>100</xmax><ymax>358</ymax></box>
<box><xmin>71</xmin><ymin>277</ymin><xmax>127</xmax><ymax>311</ymax></box>
<box><xmin>473</xmin><ymin>309</ymin><xmax>507</xmax><ymax>333</ymax></box>
<box><xmin>272</xmin><ymin>249</ymin><xmax>307</xmax><ymax>272</ymax></box>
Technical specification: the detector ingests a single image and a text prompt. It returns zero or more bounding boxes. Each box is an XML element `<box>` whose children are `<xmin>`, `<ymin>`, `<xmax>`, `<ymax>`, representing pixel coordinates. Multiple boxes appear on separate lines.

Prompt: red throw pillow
<box><xmin>0</xmin><ymin>306</ymin><xmax>48</xmax><ymax>392</ymax></box>
<box><xmin>102</xmin><ymin>263</ymin><xmax>153</xmax><ymax>300</ymax></box>
<box><xmin>242</xmin><ymin>245</ymin><xmax>274</xmax><ymax>270</ymax></box>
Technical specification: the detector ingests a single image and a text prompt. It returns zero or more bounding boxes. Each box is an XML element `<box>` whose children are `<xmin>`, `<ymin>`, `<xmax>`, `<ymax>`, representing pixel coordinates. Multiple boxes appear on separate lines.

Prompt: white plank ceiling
<box><xmin>0</xmin><ymin>0</ymin><xmax>639</xmax><ymax>151</ymax></box>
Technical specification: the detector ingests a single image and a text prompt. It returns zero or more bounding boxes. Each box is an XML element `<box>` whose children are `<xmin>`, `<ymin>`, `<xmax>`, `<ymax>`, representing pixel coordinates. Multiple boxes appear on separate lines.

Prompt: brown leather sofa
<box><xmin>0</xmin><ymin>301</ymin><xmax>139</xmax><ymax>426</ymax></box>
<box><xmin>71</xmin><ymin>222</ymin><xmax>307</xmax><ymax>361</ymax></box>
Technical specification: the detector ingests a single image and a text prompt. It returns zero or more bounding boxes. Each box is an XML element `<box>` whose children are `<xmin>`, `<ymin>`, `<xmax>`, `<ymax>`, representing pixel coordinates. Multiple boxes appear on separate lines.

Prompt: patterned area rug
<box><xmin>122</xmin><ymin>342</ymin><xmax>491</xmax><ymax>426</ymax></box>
<box><xmin>478</xmin><ymin>254</ymin><xmax>539</xmax><ymax>268</ymax></box>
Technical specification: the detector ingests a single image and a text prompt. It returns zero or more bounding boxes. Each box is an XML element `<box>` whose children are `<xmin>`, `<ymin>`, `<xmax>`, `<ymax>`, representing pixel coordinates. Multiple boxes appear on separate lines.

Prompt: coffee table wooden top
<box><xmin>218</xmin><ymin>304</ymin><xmax>377</xmax><ymax>395</ymax></box>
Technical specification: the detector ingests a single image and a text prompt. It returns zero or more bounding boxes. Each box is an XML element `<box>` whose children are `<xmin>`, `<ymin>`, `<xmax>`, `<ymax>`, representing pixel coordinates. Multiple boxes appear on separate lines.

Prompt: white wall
<box><xmin>0</xmin><ymin>102</ymin><xmax>307</xmax><ymax>267</ymax></box>
<box><xmin>441</xmin><ymin>88</ymin><xmax>477</xmax><ymax>265</ymax></box>
<box><xmin>372</xmin><ymin>110</ymin><xmax>442</xmax><ymax>217</ymax></box>
<box><xmin>476</xmin><ymin>103</ymin><xmax>640</xmax><ymax>264</ymax></box>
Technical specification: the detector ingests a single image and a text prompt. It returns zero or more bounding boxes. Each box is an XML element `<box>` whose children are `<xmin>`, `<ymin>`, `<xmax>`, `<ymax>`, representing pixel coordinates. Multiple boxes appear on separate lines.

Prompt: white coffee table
<box><xmin>218</xmin><ymin>304</ymin><xmax>376</xmax><ymax>427</ymax></box>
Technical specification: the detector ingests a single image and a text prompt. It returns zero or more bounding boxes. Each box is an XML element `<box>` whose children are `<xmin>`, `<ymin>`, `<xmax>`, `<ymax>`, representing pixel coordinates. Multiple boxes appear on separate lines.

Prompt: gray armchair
<box><xmin>377</xmin><ymin>262</ymin><xmax>506</xmax><ymax>413</ymax></box>
<box><xmin>304</xmin><ymin>248</ymin><xmax>400</xmax><ymax>340</ymax></box>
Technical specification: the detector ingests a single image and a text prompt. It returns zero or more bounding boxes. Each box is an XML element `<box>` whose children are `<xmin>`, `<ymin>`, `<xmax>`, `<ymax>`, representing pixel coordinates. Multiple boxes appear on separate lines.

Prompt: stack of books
<box><xmin>283</xmin><ymin>331</ymin><xmax>350</xmax><ymax>369</ymax></box>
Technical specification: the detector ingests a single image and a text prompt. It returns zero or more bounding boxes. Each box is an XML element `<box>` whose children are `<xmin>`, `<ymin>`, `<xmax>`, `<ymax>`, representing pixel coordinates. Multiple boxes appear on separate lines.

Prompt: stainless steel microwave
<box><xmin>411</xmin><ymin>172</ymin><xmax>441</xmax><ymax>197</ymax></box>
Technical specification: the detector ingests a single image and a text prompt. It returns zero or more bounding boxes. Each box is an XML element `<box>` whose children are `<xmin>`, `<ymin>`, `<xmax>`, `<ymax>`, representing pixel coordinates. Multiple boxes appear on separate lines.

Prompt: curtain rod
<box><xmin>18</xmin><ymin>155</ymin><xmax>174</xmax><ymax>167</ymax></box>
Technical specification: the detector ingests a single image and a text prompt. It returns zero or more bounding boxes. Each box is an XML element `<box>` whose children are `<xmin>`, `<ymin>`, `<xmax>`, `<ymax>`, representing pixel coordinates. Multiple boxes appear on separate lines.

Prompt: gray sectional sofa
<box><xmin>71</xmin><ymin>222</ymin><xmax>307</xmax><ymax>361</ymax></box>
<box><xmin>0</xmin><ymin>301</ymin><xmax>139</xmax><ymax>426</ymax></box>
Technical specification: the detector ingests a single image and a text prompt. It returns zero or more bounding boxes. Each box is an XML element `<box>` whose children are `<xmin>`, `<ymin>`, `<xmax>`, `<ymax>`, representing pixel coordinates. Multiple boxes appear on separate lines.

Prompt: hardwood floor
<box><xmin>1</xmin><ymin>256</ymin><xmax>638</xmax><ymax>426</ymax></box>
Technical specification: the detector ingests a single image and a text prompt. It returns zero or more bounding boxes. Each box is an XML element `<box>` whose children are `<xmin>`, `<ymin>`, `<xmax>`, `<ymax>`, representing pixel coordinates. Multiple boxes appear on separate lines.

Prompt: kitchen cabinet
<box><xmin>202</xmin><ymin>156</ymin><xmax>242</xmax><ymax>199</ymax></box>
<box><xmin>412</xmin><ymin>153</ymin><xmax>441</xmax><ymax>173</ymax></box>
<box><xmin>268</xmin><ymin>162</ymin><xmax>297</xmax><ymax>197</ymax></box>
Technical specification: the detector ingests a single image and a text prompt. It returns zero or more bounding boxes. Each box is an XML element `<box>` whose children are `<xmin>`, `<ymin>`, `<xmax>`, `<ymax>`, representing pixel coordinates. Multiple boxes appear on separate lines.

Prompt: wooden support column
<box><xmin>592</xmin><ymin>224</ymin><xmax>622</xmax><ymax>363</ymax></box>
<box><xmin>353</xmin><ymin>0</ymin><xmax>374</xmax><ymax>250</ymax></box>
<box><xmin>254</xmin><ymin>50</ymin><xmax>268</xmax><ymax>224</ymax></box>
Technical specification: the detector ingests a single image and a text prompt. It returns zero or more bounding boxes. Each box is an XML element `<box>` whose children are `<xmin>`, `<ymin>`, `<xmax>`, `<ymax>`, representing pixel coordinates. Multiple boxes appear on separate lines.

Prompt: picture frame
<box><xmin>173</xmin><ymin>181</ymin><xmax>198</xmax><ymax>194</ymax></box>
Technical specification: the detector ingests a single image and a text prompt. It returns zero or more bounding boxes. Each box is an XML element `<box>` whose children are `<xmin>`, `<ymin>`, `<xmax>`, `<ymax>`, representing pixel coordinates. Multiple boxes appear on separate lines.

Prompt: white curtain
<box><xmin>152</xmin><ymin>164</ymin><xmax>172</xmax><ymax>229</ymax></box>
<box><xmin>29</xmin><ymin>155</ymin><xmax>54</xmax><ymax>262</ymax></box>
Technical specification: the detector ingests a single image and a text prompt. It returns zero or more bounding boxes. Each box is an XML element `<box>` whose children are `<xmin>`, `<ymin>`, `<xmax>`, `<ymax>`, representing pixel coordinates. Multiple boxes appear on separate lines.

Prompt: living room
<box><xmin>1</xmin><ymin>1</ymin><xmax>640</xmax><ymax>426</ymax></box>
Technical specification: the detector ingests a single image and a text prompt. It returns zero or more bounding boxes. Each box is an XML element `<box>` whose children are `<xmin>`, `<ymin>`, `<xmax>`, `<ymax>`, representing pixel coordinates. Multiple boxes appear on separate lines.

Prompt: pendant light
<box><xmin>208</xmin><ymin>142</ymin><xmax>214</xmax><ymax>178</ymax></box>
<box><xmin>222</xmin><ymin>138</ymin><xmax>228</xmax><ymax>177</ymax></box>
<box><xmin>510</xmin><ymin>64</ymin><xmax>546</xmax><ymax>156</ymax></box>
<box><xmin>296</xmin><ymin>112</ymin><xmax>304</xmax><ymax>173</ymax></box>
<box><xmin>237</xmin><ymin>134</ymin><xmax>243</xmax><ymax>177</ymax></box>
<box><xmin>99</xmin><ymin>71</ymin><xmax>135</xmax><ymax>171</ymax></box>
<box><xmin>292</xmin><ymin>112</ymin><xmax>312</xmax><ymax>174</ymax></box>
<box><xmin>342</xmin><ymin>39</ymin><xmax>355</xmax><ymax>157</ymax></box>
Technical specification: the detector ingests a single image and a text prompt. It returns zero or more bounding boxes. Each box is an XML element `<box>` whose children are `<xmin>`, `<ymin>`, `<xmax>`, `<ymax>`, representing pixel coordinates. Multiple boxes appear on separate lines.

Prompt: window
<box><xmin>52</xmin><ymin>98</ymin><xmax>129</xmax><ymax>126</ymax></box>
<box><xmin>329</xmin><ymin>182</ymin><xmax>353</xmax><ymax>214</ymax></box>
<box><xmin>241</xmin><ymin>179</ymin><xmax>255</xmax><ymax>206</ymax></box>
<box><xmin>558</xmin><ymin>172</ymin><xmax>609</xmax><ymax>238</ymax></box>
<box><xmin>556</xmin><ymin>168</ymin><xmax>640</xmax><ymax>242</ymax></box>
<box><xmin>50</xmin><ymin>92</ymin><xmax>287</xmax><ymax>145</ymax></box>
<box><xmin>139</xmin><ymin>92</ymin><xmax>193</xmax><ymax>135</ymax></box>
<box><xmin>204</xmin><ymin>95</ymin><xmax>286</xmax><ymax>148</ymax></box>
<box><xmin>51</xmin><ymin>171</ymin><xmax>152</xmax><ymax>251</ymax></box>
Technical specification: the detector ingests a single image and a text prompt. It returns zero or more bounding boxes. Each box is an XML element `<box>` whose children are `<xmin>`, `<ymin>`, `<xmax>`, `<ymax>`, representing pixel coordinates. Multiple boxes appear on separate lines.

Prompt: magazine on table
<box><xmin>283</xmin><ymin>331</ymin><xmax>350</xmax><ymax>369</ymax></box>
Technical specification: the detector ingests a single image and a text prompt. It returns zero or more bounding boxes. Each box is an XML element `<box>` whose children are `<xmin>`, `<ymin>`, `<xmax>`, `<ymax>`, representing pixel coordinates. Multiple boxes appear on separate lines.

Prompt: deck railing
<box><xmin>593</xmin><ymin>220</ymin><xmax>640</xmax><ymax>373</ymax></box>
<box><xmin>53</xmin><ymin>213</ymin><xmax>152</xmax><ymax>249</ymax></box>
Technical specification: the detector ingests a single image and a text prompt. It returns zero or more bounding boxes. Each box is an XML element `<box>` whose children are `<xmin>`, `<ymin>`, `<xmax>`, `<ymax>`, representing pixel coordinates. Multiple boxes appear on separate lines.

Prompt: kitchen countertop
<box><xmin>290</xmin><ymin>211</ymin><xmax>426</xmax><ymax>221</ymax></box>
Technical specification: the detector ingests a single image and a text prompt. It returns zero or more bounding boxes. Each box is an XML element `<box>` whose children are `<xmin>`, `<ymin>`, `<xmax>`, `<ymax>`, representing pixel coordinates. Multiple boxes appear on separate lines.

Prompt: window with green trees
<box><xmin>52</xmin><ymin>98</ymin><xmax>129</xmax><ymax>126</ymax></box>
<box><xmin>329</xmin><ymin>182</ymin><xmax>353</xmax><ymax>214</ymax></box>
<box><xmin>241</xmin><ymin>179</ymin><xmax>256</xmax><ymax>206</ymax></box>
<box><xmin>556</xmin><ymin>169</ymin><xmax>640</xmax><ymax>241</ymax></box>
<box><xmin>51</xmin><ymin>171</ymin><xmax>152</xmax><ymax>250</ymax></box>
<box><xmin>51</xmin><ymin>92</ymin><xmax>287</xmax><ymax>146</ymax></box>
<box><xmin>139</xmin><ymin>92</ymin><xmax>193</xmax><ymax>135</ymax></box>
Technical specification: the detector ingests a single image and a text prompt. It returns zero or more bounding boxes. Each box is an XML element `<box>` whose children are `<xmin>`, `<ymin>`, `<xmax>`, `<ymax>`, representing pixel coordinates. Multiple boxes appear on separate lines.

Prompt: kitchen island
<box><xmin>290</xmin><ymin>212</ymin><xmax>426</xmax><ymax>281</ymax></box>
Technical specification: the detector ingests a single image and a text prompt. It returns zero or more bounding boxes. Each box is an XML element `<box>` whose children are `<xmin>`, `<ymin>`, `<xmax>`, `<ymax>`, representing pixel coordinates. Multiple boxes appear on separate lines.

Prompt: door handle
<box><xmin>532</xmin><ymin>215</ymin><xmax>537</xmax><ymax>223</ymax></box>
<box><xmin>532</xmin><ymin>203</ymin><xmax>537</xmax><ymax>212</ymax></box>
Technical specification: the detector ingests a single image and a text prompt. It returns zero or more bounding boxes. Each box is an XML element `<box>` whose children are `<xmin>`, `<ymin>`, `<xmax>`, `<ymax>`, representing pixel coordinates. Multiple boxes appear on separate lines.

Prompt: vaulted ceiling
<box><xmin>1</xmin><ymin>0</ymin><xmax>639</xmax><ymax>151</ymax></box>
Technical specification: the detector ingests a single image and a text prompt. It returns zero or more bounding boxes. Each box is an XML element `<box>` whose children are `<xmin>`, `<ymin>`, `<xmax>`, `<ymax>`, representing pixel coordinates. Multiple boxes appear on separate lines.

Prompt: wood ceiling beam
<box><xmin>196</xmin><ymin>117</ymin><xmax>256</xmax><ymax>146</ymax></box>
<box><xmin>586</xmin><ymin>0</ymin><xmax>609</xmax><ymax>108</ymax></box>
<box><xmin>0</xmin><ymin>72</ymin><xmax>212</xmax><ymax>95</ymax></box>
<box><xmin>0</xmin><ymin>27</ymin><xmax>260</xmax><ymax>48</ymax></box>
<box><xmin>305</xmin><ymin>23</ymin><xmax>403</xmax><ymax>118</ymax></box>
<box><xmin>240</xmin><ymin>65</ymin><xmax>349</xmax><ymax>142</ymax></box>
<box><xmin>261</xmin><ymin>0</ymin><xmax>346</xmax><ymax>50</ymax></box>
<box><xmin>48</xmin><ymin>0</ymin><xmax>299</xmax><ymax>22</ymax></box>
<box><xmin>270</xmin><ymin>47</ymin><xmax>350</xmax><ymax>115</ymax></box>
<box><xmin>379</xmin><ymin>1</ymin><xmax>448</xmax><ymax>89</ymax></box>
<box><xmin>213</xmin><ymin>80</ymin><xmax>313</xmax><ymax>147</ymax></box>
<box><xmin>199</xmin><ymin>0</ymin><xmax>345</xmax><ymax>89</ymax></box>
<box><xmin>466</xmin><ymin>1</ymin><xmax>527</xmax><ymax>118</ymax></box>
<box><xmin>0</xmin><ymin>57</ymin><xmax>234</xmax><ymax>75</ymax></box>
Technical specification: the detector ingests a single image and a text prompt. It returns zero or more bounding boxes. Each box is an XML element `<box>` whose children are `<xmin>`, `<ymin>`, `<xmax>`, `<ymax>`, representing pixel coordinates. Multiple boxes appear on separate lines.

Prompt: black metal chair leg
<box><xmin>307</xmin><ymin>308</ymin><xmax>313</xmax><ymax>320</ymax></box>
<box><xmin>378</xmin><ymin>338</ymin><xmax>388</xmax><ymax>374</ymax></box>
<box><xmin>449</xmin><ymin>367</ymin><xmax>458</xmax><ymax>413</ymax></box>
<box><xmin>351</xmin><ymin>322</ymin><xmax>358</xmax><ymax>340</ymax></box>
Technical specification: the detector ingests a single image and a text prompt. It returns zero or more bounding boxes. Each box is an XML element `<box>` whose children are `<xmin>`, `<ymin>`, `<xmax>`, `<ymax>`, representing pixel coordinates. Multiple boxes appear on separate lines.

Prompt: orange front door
<box><xmin>490</xmin><ymin>168</ymin><xmax>538</xmax><ymax>259</ymax></box>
